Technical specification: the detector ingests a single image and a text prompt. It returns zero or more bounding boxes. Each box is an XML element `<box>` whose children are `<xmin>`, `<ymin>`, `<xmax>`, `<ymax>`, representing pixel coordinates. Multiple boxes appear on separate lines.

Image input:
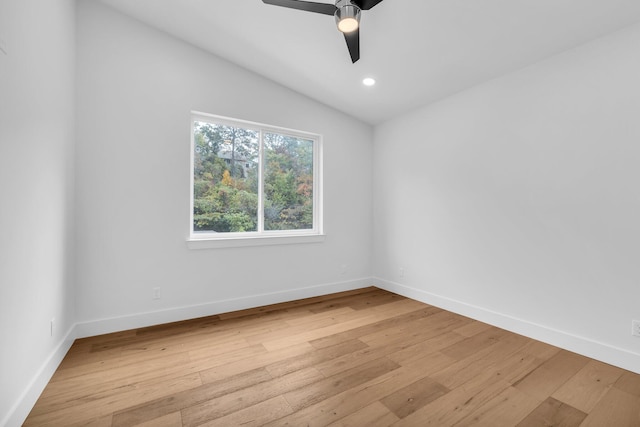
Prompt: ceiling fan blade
<box><xmin>343</xmin><ymin>28</ymin><xmax>360</xmax><ymax>63</ymax></box>
<box><xmin>262</xmin><ymin>0</ymin><xmax>337</xmax><ymax>15</ymax></box>
<box><xmin>352</xmin><ymin>0</ymin><xmax>384</xmax><ymax>10</ymax></box>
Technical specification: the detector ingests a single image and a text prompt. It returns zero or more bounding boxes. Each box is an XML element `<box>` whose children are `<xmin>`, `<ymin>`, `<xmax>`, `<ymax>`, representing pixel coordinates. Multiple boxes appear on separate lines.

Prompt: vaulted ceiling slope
<box><xmin>97</xmin><ymin>0</ymin><xmax>640</xmax><ymax>125</ymax></box>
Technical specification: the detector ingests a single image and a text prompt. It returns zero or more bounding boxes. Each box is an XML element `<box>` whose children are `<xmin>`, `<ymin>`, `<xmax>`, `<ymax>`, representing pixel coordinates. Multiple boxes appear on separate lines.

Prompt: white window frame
<box><xmin>188</xmin><ymin>112</ymin><xmax>324</xmax><ymax>249</ymax></box>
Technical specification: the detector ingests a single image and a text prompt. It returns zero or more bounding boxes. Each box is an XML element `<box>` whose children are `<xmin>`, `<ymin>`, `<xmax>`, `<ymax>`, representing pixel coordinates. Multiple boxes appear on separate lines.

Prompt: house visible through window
<box><xmin>190</xmin><ymin>112</ymin><xmax>322</xmax><ymax>243</ymax></box>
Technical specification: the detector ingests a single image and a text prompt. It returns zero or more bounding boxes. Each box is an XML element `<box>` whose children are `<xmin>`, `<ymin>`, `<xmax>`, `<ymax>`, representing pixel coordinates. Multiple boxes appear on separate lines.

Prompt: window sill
<box><xmin>186</xmin><ymin>234</ymin><xmax>326</xmax><ymax>250</ymax></box>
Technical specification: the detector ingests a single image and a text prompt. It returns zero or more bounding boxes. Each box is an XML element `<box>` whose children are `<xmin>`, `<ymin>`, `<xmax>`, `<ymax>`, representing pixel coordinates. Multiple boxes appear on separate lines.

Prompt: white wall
<box><xmin>373</xmin><ymin>22</ymin><xmax>640</xmax><ymax>373</ymax></box>
<box><xmin>75</xmin><ymin>1</ymin><xmax>373</xmax><ymax>334</ymax></box>
<box><xmin>0</xmin><ymin>0</ymin><xmax>76</xmax><ymax>425</ymax></box>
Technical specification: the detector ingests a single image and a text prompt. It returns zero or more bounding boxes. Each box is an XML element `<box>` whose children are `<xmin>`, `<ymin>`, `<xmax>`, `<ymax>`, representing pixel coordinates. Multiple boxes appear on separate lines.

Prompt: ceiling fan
<box><xmin>262</xmin><ymin>0</ymin><xmax>385</xmax><ymax>63</ymax></box>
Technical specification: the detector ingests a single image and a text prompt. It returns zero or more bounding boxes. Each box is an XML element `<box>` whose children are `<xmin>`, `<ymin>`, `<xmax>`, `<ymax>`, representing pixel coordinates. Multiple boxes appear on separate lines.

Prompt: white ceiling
<box><xmin>97</xmin><ymin>0</ymin><xmax>640</xmax><ymax>125</ymax></box>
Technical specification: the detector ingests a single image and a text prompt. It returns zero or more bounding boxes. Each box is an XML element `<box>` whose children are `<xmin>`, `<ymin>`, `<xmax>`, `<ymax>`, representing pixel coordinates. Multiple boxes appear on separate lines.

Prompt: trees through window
<box><xmin>191</xmin><ymin>113</ymin><xmax>321</xmax><ymax>239</ymax></box>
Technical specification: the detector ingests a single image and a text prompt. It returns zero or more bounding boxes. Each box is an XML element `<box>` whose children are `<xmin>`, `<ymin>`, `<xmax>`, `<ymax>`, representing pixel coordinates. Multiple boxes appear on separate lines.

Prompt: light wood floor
<box><xmin>25</xmin><ymin>287</ymin><xmax>640</xmax><ymax>426</ymax></box>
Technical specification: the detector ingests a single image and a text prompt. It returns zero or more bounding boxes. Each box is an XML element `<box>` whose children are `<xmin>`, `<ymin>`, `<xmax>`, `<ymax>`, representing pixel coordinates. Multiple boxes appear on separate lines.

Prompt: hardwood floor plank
<box><xmin>380</xmin><ymin>376</ymin><xmax>449</xmax><ymax>419</ymax></box>
<box><xmin>326</xmin><ymin>401</ymin><xmax>400</xmax><ymax>427</ymax></box>
<box><xmin>579</xmin><ymin>386</ymin><xmax>640</xmax><ymax>427</ymax></box>
<box><xmin>359</xmin><ymin>310</ymin><xmax>468</xmax><ymax>349</ymax></box>
<box><xmin>197</xmin><ymin>342</ymin><xmax>313</xmax><ymax>384</ymax></box>
<box><xmin>78</xmin><ymin>330</ymin><xmax>136</xmax><ymax>351</ymax></box>
<box><xmin>261</xmin><ymin>312</ymin><xmax>386</xmax><ymax>352</ymax></box>
<box><xmin>391</xmin><ymin>369</ymin><xmax>513</xmax><ymax>426</ymax></box>
<box><xmin>385</xmin><ymin>332</ymin><xmax>464</xmax><ymax>366</ymax></box>
<box><xmin>512</xmin><ymin>349</ymin><xmax>590</xmax><ymax>401</ymax></box>
<box><xmin>453</xmin><ymin>320</ymin><xmax>494</xmax><ymax>337</ymax></box>
<box><xmin>399</xmin><ymin>349</ymin><xmax>461</xmax><ymax>377</ymax></box>
<box><xmin>263</xmin><ymin>363</ymin><xmax>431</xmax><ymax>427</ymax></box>
<box><xmin>431</xmin><ymin>330</ymin><xmax>530</xmax><ymax>389</ymax></box>
<box><xmin>315</xmin><ymin>339</ymin><xmax>407</xmax><ymax>379</ymax></box>
<box><xmin>395</xmin><ymin>309</ymin><xmax>471</xmax><ymax>336</ymax></box>
<box><xmin>188</xmin><ymin>341</ymin><xmax>266</xmax><ymax>363</ymax></box>
<box><xmin>133</xmin><ymin>411</ymin><xmax>183</xmax><ymax>427</ymax></box>
<box><xmin>65</xmin><ymin>414</ymin><xmax>113</xmax><ymax>427</ymax></box>
<box><xmin>24</xmin><ymin>372</ymin><xmax>202</xmax><ymax>427</ymax></box>
<box><xmin>482</xmin><ymin>347</ymin><xmax>546</xmax><ymax>388</ymax></box>
<box><xmin>266</xmin><ymin>350</ymin><xmax>459</xmax><ymax>427</ymax></box>
<box><xmin>198</xmin><ymin>396</ymin><xmax>293</xmax><ymax>427</ymax></box>
<box><xmin>265</xmin><ymin>339</ymin><xmax>369</xmax><ymax>378</ymax></box>
<box><xmin>216</xmin><ymin>287</ymin><xmax>376</xmax><ymax>320</ymax></box>
<box><xmin>302</xmin><ymin>288</ymin><xmax>402</xmax><ymax>314</ymax></box>
<box><xmin>262</xmin><ymin>299</ymin><xmax>428</xmax><ymax>352</ymax></box>
<box><xmin>180</xmin><ymin>367</ymin><xmax>324</xmax><ymax>427</ymax></box>
<box><xmin>244</xmin><ymin>306</ymin><xmax>357</xmax><ymax>344</ymax></box>
<box><xmin>515</xmin><ymin>397</ymin><xmax>587</xmax><ymax>427</ymax></box>
<box><xmin>51</xmin><ymin>334</ymin><xmax>253</xmax><ymax>384</ymax></box>
<box><xmin>283</xmin><ymin>357</ymin><xmax>400</xmax><ymax>411</ymax></box>
<box><xmin>127</xmin><ymin>318</ymin><xmax>287</xmax><ymax>353</ymax></box>
<box><xmin>615</xmin><ymin>370</ymin><xmax>640</xmax><ymax>397</ymax></box>
<box><xmin>399</xmin><ymin>341</ymin><xmax>582</xmax><ymax>427</ymax></box>
<box><xmin>55</xmin><ymin>345</ymin><xmax>123</xmax><ymax>372</ymax></box>
<box><xmin>454</xmin><ymin>385</ymin><xmax>541</xmax><ymax>427</ymax></box>
<box><xmin>316</xmin><ymin>325</ymin><xmax>461</xmax><ymax>378</ymax></box>
<box><xmin>346</xmin><ymin>289</ymin><xmax>405</xmax><ymax>311</ymax></box>
<box><xmin>440</xmin><ymin>326</ymin><xmax>510</xmax><ymax>361</ymax></box>
<box><xmin>30</xmin><ymin>352</ymin><xmax>195</xmax><ymax>415</ymax></box>
<box><xmin>41</xmin><ymin>340</ymin><xmax>267</xmax><ymax>413</ymax></box>
<box><xmin>393</xmin><ymin>341</ymin><xmax>549</xmax><ymax>426</ymax></box>
<box><xmin>309</xmin><ymin>305</ymin><xmax>441</xmax><ymax>350</ymax></box>
<box><xmin>551</xmin><ymin>359</ymin><xmax>624</xmax><ymax>413</ymax></box>
<box><xmin>111</xmin><ymin>367</ymin><xmax>272</xmax><ymax>427</ymax></box>
<box><xmin>517</xmin><ymin>339</ymin><xmax>561</xmax><ymax>361</ymax></box>
<box><xmin>306</xmin><ymin>288</ymin><xmax>390</xmax><ymax>314</ymax></box>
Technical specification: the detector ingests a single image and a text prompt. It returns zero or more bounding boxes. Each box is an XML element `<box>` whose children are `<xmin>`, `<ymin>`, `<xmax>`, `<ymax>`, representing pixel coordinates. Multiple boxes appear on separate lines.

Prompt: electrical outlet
<box><xmin>153</xmin><ymin>287</ymin><xmax>161</xmax><ymax>300</ymax></box>
<box><xmin>50</xmin><ymin>318</ymin><xmax>55</xmax><ymax>337</ymax></box>
<box><xmin>632</xmin><ymin>320</ymin><xmax>640</xmax><ymax>337</ymax></box>
<box><xmin>340</xmin><ymin>264</ymin><xmax>348</xmax><ymax>275</ymax></box>
<box><xmin>399</xmin><ymin>267</ymin><xmax>405</xmax><ymax>278</ymax></box>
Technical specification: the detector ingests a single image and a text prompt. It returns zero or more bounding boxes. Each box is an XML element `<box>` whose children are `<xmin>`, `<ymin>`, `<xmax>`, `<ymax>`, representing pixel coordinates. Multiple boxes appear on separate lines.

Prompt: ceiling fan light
<box><xmin>338</xmin><ymin>17</ymin><xmax>359</xmax><ymax>33</ymax></box>
<box><xmin>335</xmin><ymin>4</ymin><xmax>361</xmax><ymax>33</ymax></box>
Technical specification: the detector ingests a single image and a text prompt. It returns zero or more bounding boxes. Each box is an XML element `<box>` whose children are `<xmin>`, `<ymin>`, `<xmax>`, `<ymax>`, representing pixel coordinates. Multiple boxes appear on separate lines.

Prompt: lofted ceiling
<box><xmin>97</xmin><ymin>0</ymin><xmax>640</xmax><ymax>125</ymax></box>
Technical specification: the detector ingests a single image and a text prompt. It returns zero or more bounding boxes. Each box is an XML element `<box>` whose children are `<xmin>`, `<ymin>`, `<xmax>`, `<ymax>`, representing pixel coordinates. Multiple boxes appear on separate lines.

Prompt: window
<box><xmin>189</xmin><ymin>112</ymin><xmax>323</xmax><ymax>248</ymax></box>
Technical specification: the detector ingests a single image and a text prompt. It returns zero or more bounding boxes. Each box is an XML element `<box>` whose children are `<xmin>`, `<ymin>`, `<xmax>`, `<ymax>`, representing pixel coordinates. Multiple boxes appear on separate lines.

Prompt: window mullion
<box><xmin>257</xmin><ymin>128</ymin><xmax>265</xmax><ymax>233</ymax></box>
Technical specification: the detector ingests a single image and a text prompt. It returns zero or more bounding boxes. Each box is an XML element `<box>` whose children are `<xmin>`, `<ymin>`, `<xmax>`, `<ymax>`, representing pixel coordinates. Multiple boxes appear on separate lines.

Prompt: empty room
<box><xmin>1</xmin><ymin>0</ymin><xmax>640</xmax><ymax>425</ymax></box>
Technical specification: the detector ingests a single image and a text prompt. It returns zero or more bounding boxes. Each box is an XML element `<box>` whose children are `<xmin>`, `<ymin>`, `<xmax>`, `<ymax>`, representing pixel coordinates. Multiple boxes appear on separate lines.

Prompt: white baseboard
<box><xmin>373</xmin><ymin>277</ymin><xmax>640</xmax><ymax>375</ymax></box>
<box><xmin>2</xmin><ymin>326</ymin><xmax>76</xmax><ymax>427</ymax></box>
<box><xmin>75</xmin><ymin>278</ymin><xmax>373</xmax><ymax>338</ymax></box>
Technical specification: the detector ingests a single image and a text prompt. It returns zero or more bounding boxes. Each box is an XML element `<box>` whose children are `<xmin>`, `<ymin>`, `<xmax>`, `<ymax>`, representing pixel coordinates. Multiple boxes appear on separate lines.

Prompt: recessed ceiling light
<box><xmin>363</xmin><ymin>77</ymin><xmax>376</xmax><ymax>87</ymax></box>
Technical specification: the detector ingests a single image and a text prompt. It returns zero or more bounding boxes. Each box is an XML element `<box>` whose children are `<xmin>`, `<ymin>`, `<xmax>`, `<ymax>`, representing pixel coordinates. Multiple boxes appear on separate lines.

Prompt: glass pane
<box><xmin>264</xmin><ymin>132</ymin><xmax>314</xmax><ymax>231</ymax></box>
<box><xmin>193</xmin><ymin>121</ymin><xmax>259</xmax><ymax>233</ymax></box>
